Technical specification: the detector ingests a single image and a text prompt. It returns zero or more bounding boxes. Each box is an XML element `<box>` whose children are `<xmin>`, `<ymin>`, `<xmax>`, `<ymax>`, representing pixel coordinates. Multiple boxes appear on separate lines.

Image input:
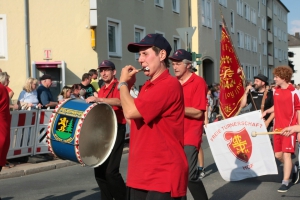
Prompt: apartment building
<box><xmin>94</xmin><ymin>0</ymin><xmax>189</xmax><ymax>86</ymax></box>
<box><xmin>288</xmin><ymin>33</ymin><xmax>300</xmax><ymax>83</ymax></box>
<box><xmin>193</xmin><ymin>0</ymin><xmax>289</xmax><ymax>85</ymax></box>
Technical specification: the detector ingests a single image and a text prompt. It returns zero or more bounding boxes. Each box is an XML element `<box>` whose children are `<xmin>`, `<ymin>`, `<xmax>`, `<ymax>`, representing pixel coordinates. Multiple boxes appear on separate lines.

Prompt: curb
<box><xmin>0</xmin><ymin>147</ymin><xmax>129</xmax><ymax>180</ymax></box>
<box><xmin>0</xmin><ymin>160</ymin><xmax>76</xmax><ymax>180</ymax></box>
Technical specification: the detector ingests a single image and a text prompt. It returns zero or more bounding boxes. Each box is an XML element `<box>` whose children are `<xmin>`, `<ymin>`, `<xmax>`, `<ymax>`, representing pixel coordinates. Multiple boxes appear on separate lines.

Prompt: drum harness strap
<box><xmin>249</xmin><ymin>88</ymin><xmax>268</xmax><ymax>112</ymax></box>
<box><xmin>105</xmin><ymin>83</ymin><xmax>117</xmax><ymax>98</ymax></box>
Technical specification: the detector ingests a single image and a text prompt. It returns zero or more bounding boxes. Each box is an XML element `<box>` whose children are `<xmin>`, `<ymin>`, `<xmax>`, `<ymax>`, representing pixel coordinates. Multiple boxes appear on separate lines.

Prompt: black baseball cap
<box><xmin>40</xmin><ymin>74</ymin><xmax>52</xmax><ymax>81</ymax></box>
<box><xmin>98</xmin><ymin>60</ymin><xmax>115</xmax><ymax>70</ymax></box>
<box><xmin>169</xmin><ymin>49</ymin><xmax>192</xmax><ymax>61</ymax></box>
<box><xmin>127</xmin><ymin>33</ymin><xmax>172</xmax><ymax>57</ymax></box>
<box><xmin>254</xmin><ymin>74</ymin><xmax>269</xmax><ymax>85</ymax></box>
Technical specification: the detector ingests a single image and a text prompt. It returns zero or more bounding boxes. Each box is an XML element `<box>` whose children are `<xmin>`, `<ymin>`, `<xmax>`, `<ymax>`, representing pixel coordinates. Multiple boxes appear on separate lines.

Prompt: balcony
<box><xmin>268</xmin><ymin>31</ymin><xmax>273</xmax><ymax>43</ymax></box>
<box><xmin>267</xmin><ymin>7</ymin><xmax>272</xmax><ymax>19</ymax></box>
<box><xmin>268</xmin><ymin>55</ymin><xmax>274</xmax><ymax>66</ymax></box>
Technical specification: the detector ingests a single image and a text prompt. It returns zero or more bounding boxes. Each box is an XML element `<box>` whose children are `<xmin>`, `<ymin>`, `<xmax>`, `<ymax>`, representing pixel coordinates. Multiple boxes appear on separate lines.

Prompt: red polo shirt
<box><xmin>98</xmin><ymin>78</ymin><xmax>126</xmax><ymax>124</ymax></box>
<box><xmin>273</xmin><ymin>84</ymin><xmax>300</xmax><ymax>129</ymax></box>
<box><xmin>127</xmin><ymin>69</ymin><xmax>188</xmax><ymax>197</ymax></box>
<box><xmin>182</xmin><ymin>73</ymin><xmax>207</xmax><ymax>150</ymax></box>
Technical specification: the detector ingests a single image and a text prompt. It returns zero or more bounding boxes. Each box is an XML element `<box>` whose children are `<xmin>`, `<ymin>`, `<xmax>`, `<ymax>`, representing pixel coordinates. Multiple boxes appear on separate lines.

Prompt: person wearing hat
<box><xmin>240</xmin><ymin>73</ymin><xmax>274</xmax><ymax>131</ymax></box>
<box><xmin>37</xmin><ymin>74</ymin><xmax>58</xmax><ymax>109</ymax></box>
<box><xmin>169</xmin><ymin>49</ymin><xmax>208</xmax><ymax>200</ymax></box>
<box><xmin>86</xmin><ymin>60</ymin><xmax>126</xmax><ymax>200</ymax></box>
<box><xmin>119</xmin><ymin>34</ymin><xmax>188</xmax><ymax>199</ymax></box>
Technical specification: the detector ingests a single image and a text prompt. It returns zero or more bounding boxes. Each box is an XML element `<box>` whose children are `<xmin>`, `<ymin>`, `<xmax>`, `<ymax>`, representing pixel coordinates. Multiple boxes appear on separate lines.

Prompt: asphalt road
<box><xmin>1</xmin><ymin>135</ymin><xmax>300</xmax><ymax>200</ymax></box>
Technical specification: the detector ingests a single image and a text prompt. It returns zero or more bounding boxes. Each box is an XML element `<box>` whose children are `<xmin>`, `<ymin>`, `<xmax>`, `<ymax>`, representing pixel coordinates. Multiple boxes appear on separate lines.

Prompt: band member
<box><xmin>262</xmin><ymin>66</ymin><xmax>300</xmax><ymax>192</ymax></box>
<box><xmin>119</xmin><ymin>33</ymin><xmax>188</xmax><ymax>199</ymax></box>
<box><xmin>240</xmin><ymin>74</ymin><xmax>274</xmax><ymax>130</ymax></box>
<box><xmin>86</xmin><ymin>60</ymin><xmax>126</xmax><ymax>200</ymax></box>
<box><xmin>169</xmin><ymin>49</ymin><xmax>208</xmax><ymax>200</ymax></box>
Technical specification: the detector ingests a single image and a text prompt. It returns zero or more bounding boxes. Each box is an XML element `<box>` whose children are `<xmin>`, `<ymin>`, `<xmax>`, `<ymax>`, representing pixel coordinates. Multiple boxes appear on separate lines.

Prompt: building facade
<box><xmin>288</xmin><ymin>33</ymin><xmax>300</xmax><ymax>84</ymax></box>
<box><xmin>0</xmin><ymin>0</ymin><xmax>290</xmax><ymax>100</ymax></box>
<box><xmin>193</xmin><ymin>0</ymin><xmax>289</xmax><ymax>85</ymax></box>
<box><xmin>0</xmin><ymin>0</ymin><xmax>190</xmax><ymax>100</ymax></box>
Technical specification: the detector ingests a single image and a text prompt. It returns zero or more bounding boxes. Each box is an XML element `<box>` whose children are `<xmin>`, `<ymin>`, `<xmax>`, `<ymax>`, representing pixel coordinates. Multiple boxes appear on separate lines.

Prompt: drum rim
<box><xmin>47</xmin><ymin>98</ymin><xmax>118</xmax><ymax>167</ymax></box>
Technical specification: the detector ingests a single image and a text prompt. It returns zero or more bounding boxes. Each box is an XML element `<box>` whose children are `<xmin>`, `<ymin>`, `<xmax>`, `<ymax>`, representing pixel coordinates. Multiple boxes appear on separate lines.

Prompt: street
<box><xmin>1</xmin><ymin>135</ymin><xmax>300</xmax><ymax>200</ymax></box>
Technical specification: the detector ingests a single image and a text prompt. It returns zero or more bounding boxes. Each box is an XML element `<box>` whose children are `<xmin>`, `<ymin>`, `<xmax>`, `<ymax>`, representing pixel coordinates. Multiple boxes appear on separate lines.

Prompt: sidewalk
<box><xmin>0</xmin><ymin>143</ymin><xmax>129</xmax><ymax>180</ymax></box>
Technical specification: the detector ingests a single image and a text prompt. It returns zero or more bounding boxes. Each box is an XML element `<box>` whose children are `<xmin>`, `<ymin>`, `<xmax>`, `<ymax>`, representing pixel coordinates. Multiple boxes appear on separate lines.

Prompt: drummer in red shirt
<box><xmin>86</xmin><ymin>60</ymin><xmax>126</xmax><ymax>200</ymax></box>
<box><xmin>119</xmin><ymin>33</ymin><xmax>188</xmax><ymax>199</ymax></box>
<box><xmin>169</xmin><ymin>49</ymin><xmax>208</xmax><ymax>200</ymax></box>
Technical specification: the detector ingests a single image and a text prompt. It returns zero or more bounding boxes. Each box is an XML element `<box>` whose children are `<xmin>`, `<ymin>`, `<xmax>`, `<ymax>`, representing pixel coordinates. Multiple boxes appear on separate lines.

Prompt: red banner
<box><xmin>219</xmin><ymin>23</ymin><xmax>245</xmax><ymax>119</ymax></box>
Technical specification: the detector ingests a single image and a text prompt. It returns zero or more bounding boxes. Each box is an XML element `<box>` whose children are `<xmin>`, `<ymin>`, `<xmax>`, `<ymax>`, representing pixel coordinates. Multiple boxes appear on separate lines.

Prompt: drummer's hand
<box><xmin>120</xmin><ymin>65</ymin><xmax>137</xmax><ymax>88</ymax></box>
<box><xmin>86</xmin><ymin>96</ymin><xmax>97</xmax><ymax>103</ymax></box>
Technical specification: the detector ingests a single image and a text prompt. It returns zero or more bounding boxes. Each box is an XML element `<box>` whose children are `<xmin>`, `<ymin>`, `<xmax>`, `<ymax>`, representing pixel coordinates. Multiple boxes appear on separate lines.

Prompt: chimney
<box><xmin>296</xmin><ymin>32</ymin><xmax>300</xmax><ymax>38</ymax></box>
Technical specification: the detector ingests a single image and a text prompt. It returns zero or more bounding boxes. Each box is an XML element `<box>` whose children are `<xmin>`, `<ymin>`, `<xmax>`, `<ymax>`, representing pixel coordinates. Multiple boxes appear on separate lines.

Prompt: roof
<box><xmin>288</xmin><ymin>34</ymin><xmax>300</xmax><ymax>46</ymax></box>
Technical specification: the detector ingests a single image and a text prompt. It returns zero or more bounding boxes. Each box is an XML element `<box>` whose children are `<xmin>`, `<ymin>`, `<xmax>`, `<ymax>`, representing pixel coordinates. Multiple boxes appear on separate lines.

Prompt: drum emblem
<box><xmin>54</xmin><ymin>115</ymin><xmax>76</xmax><ymax>143</ymax></box>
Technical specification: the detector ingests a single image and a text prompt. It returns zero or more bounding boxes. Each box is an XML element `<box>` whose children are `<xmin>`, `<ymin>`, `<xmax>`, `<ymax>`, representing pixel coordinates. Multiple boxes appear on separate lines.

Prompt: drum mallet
<box><xmin>251</xmin><ymin>131</ymin><xmax>281</xmax><ymax>137</ymax></box>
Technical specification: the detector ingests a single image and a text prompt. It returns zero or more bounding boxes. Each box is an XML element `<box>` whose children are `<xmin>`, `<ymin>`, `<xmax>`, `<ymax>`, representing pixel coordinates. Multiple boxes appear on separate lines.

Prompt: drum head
<box><xmin>79</xmin><ymin>103</ymin><xmax>117</xmax><ymax>167</ymax></box>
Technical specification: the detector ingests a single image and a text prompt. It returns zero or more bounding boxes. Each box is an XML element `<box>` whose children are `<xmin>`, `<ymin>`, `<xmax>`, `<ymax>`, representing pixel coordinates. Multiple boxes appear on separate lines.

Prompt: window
<box><xmin>202</xmin><ymin>0</ymin><xmax>212</xmax><ymax>28</ymax></box>
<box><xmin>275</xmin><ymin>48</ymin><xmax>278</xmax><ymax>58</ymax></box>
<box><xmin>219</xmin><ymin>0</ymin><xmax>227</xmax><ymax>7</ymax></box>
<box><xmin>244</xmin><ymin>34</ymin><xmax>251</xmax><ymax>50</ymax></box>
<box><xmin>263</xmin><ymin>66</ymin><xmax>267</xmax><ymax>76</ymax></box>
<box><xmin>173</xmin><ymin>36</ymin><xmax>181</xmax><ymax>52</ymax></box>
<box><xmin>261</xmin><ymin>17</ymin><xmax>266</xmax><ymax>30</ymax></box>
<box><xmin>230</xmin><ymin>11</ymin><xmax>234</xmax><ymax>33</ymax></box>
<box><xmin>251</xmin><ymin>8</ymin><xmax>257</xmax><ymax>24</ymax></box>
<box><xmin>258</xmin><ymin>27</ymin><xmax>261</xmax><ymax>44</ymax></box>
<box><xmin>0</xmin><ymin>15</ymin><xmax>8</xmax><ymax>59</ymax></box>
<box><xmin>237</xmin><ymin>30</ymin><xmax>244</xmax><ymax>48</ymax></box>
<box><xmin>252</xmin><ymin>37</ymin><xmax>257</xmax><ymax>52</ymax></box>
<box><xmin>243</xmin><ymin>4</ymin><xmax>250</xmax><ymax>21</ymax></box>
<box><xmin>258</xmin><ymin>1</ymin><xmax>260</xmax><ymax>17</ymax></box>
<box><xmin>274</xmin><ymin>26</ymin><xmax>277</xmax><ymax>37</ymax></box>
<box><xmin>107</xmin><ymin>18</ymin><xmax>122</xmax><ymax>57</ymax></box>
<box><xmin>262</xmin><ymin>0</ymin><xmax>266</xmax><ymax>6</ymax></box>
<box><xmin>278</xmin><ymin>29</ymin><xmax>281</xmax><ymax>41</ymax></box>
<box><xmin>155</xmin><ymin>0</ymin><xmax>164</xmax><ymax>8</ymax></box>
<box><xmin>134</xmin><ymin>25</ymin><xmax>145</xmax><ymax>60</ymax></box>
<box><xmin>262</xmin><ymin>42</ymin><xmax>267</xmax><ymax>55</ymax></box>
<box><xmin>172</xmin><ymin>0</ymin><xmax>180</xmax><ymax>13</ymax></box>
<box><xmin>237</xmin><ymin>0</ymin><xmax>243</xmax><ymax>16</ymax></box>
<box><xmin>278</xmin><ymin>49</ymin><xmax>282</xmax><ymax>61</ymax></box>
<box><xmin>273</xmin><ymin>3</ymin><xmax>277</xmax><ymax>15</ymax></box>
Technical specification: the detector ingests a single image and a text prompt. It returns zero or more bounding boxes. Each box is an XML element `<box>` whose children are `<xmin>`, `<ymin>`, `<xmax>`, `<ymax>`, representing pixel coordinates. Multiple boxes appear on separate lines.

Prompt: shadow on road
<box><xmin>210</xmin><ymin>155</ymin><xmax>260</xmax><ymax>200</ymax></box>
<box><xmin>39</xmin><ymin>190</ymin><xmax>86</xmax><ymax>200</ymax></box>
<box><xmin>204</xmin><ymin>162</ymin><xmax>218</xmax><ymax>177</ymax></box>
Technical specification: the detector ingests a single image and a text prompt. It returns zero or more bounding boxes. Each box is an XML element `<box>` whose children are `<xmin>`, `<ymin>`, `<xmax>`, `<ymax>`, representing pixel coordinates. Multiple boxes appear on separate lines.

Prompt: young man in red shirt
<box><xmin>86</xmin><ymin>60</ymin><xmax>126</xmax><ymax>200</ymax></box>
<box><xmin>262</xmin><ymin>66</ymin><xmax>300</xmax><ymax>192</ymax></box>
<box><xmin>169</xmin><ymin>49</ymin><xmax>208</xmax><ymax>200</ymax></box>
<box><xmin>119</xmin><ymin>34</ymin><xmax>188</xmax><ymax>199</ymax></box>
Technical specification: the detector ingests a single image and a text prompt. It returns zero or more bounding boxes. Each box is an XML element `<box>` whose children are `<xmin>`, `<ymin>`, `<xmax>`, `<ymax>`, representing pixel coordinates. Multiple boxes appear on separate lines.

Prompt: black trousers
<box><xmin>94</xmin><ymin>123</ymin><xmax>126</xmax><ymax>200</ymax></box>
<box><xmin>183</xmin><ymin>145</ymin><xmax>208</xmax><ymax>200</ymax></box>
<box><xmin>128</xmin><ymin>188</ymin><xmax>183</xmax><ymax>200</ymax></box>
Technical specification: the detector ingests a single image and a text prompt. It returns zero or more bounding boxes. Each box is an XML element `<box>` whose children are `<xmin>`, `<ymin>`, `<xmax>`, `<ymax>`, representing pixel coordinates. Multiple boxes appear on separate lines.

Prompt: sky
<box><xmin>280</xmin><ymin>0</ymin><xmax>300</xmax><ymax>35</ymax></box>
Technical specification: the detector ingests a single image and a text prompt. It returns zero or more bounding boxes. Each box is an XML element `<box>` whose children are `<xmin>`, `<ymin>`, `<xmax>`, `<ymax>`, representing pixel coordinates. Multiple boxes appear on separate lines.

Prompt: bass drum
<box><xmin>47</xmin><ymin>98</ymin><xmax>117</xmax><ymax>167</ymax></box>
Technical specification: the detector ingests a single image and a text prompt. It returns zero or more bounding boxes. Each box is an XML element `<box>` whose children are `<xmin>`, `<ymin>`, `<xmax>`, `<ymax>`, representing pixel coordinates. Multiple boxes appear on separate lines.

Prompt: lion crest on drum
<box><xmin>54</xmin><ymin>116</ymin><xmax>76</xmax><ymax>142</ymax></box>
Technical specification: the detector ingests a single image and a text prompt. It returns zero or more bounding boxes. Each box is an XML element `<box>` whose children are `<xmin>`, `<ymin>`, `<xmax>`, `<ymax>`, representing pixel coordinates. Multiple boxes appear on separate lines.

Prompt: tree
<box><xmin>66</xmin><ymin>118</ymin><xmax>74</xmax><ymax>133</ymax></box>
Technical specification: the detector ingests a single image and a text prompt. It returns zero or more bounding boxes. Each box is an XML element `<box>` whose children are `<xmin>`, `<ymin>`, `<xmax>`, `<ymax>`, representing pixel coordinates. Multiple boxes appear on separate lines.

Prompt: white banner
<box><xmin>205</xmin><ymin>110</ymin><xmax>278</xmax><ymax>181</ymax></box>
